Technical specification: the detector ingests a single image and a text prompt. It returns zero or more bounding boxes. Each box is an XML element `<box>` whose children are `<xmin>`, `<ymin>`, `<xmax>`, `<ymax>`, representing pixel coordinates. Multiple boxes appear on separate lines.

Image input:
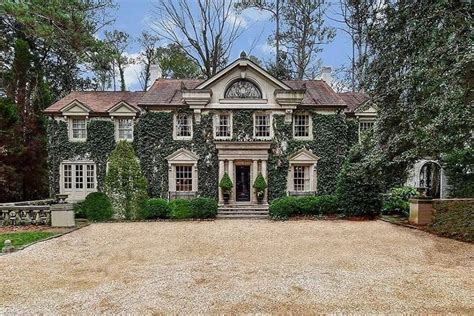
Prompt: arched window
<box><xmin>224</xmin><ymin>79</ymin><xmax>262</xmax><ymax>99</ymax></box>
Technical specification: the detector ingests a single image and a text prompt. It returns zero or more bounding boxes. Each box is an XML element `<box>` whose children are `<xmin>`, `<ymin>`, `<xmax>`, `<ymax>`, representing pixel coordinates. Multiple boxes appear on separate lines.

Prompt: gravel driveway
<box><xmin>1</xmin><ymin>220</ymin><xmax>473</xmax><ymax>314</ymax></box>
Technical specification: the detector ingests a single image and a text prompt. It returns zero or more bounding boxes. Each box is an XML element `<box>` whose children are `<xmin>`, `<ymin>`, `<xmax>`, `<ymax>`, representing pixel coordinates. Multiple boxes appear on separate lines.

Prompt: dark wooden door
<box><xmin>236</xmin><ymin>166</ymin><xmax>251</xmax><ymax>201</ymax></box>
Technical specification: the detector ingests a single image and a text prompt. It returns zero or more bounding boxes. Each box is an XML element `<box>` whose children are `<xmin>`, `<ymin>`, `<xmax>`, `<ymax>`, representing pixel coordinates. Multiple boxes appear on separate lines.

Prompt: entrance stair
<box><xmin>217</xmin><ymin>204</ymin><xmax>269</xmax><ymax>219</ymax></box>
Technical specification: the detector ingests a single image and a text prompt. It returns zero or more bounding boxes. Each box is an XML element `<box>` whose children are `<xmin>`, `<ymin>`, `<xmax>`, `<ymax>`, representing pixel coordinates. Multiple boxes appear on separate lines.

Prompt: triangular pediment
<box><xmin>289</xmin><ymin>149</ymin><xmax>320</xmax><ymax>163</ymax></box>
<box><xmin>60</xmin><ymin>100</ymin><xmax>91</xmax><ymax>114</ymax></box>
<box><xmin>166</xmin><ymin>148</ymin><xmax>199</xmax><ymax>162</ymax></box>
<box><xmin>108</xmin><ymin>101</ymin><xmax>140</xmax><ymax>114</ymax></box>
<box><xmin>195</xmin><ymin>54</ymin><xmax>291</xmax><ymax>91</ymax></box>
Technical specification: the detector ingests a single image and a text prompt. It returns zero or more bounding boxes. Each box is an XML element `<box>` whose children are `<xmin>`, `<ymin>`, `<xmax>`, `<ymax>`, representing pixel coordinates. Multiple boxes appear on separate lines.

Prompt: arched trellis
<box><xmin>419</xmin><ymin>160</ymin><xmax>441</xmax><ymax>198</ymax></box>
<box><xmin>224</xmin><ymin>79</ymin><xmax>262</xmax><ymax>99</ymax></box>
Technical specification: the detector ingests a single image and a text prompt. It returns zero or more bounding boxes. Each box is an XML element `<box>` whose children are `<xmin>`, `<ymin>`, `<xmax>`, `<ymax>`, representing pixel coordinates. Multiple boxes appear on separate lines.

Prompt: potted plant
<box><xmin>253</xmin><ymin>172</ymin><xmax>267</xmax><ymax>203</ymax></box>
<box><xmin>219</xmin><ymin>172</ymin><xmax>233</xmax><ymax>203</ymax></box>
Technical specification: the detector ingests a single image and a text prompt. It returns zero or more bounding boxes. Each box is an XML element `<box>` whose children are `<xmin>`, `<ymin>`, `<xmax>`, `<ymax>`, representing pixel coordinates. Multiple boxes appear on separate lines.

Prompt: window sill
<box><xmin>288</xmin><ymin>191</ymin><xmax>317</xmax><ymax>197</ymax></box>
<box><xmin>69</xmin><ymin>138</ymin><xmax>87</xmax><ymax>142</ymax></box>
<box><xmin>174</xmin><ymin>136</ymin><xmax>193</xmax><ymax>141</ymax></box>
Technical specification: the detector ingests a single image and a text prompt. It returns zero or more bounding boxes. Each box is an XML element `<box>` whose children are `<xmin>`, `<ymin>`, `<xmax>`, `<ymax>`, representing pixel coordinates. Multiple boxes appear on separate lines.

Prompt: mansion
<box><xmin>44</xmin><ymin>53</ymin><xmax>376</xmax><ymax>209</ymax></box>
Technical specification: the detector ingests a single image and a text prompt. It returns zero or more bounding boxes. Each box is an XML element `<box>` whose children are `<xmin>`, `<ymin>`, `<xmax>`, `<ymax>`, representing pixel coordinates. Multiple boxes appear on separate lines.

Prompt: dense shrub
<box><xmin>336</xmin><ymin>143</ymin><xmax>384</xmax><ymax>218</ymax></box>
<box><xmin>269</xmin><ymin>195</ymin><xmax>339</xmax><ymax>219</ymax></box>
<box><xmin>189</xmin><ymin>197</ymin><xmax>218</xmax><ymax>218</ymax></box>
<box><xmin>81</xmin><ymin>192</ymin><xmax>113</xmax><ymax>221</ymax></box>
<box><xmin>105</xmin><ymin>141</ymin><xmax>149</xmax><ymax>219</ymax></box>
<box><xmin>269</xmin><ymin>197</ymin><xmax>299</xmax><ymax>219</ymax></box>
<box><xmin>444</xmin><ymin>148</ymin><xmax>474</xmax><ymax>198</ymax></box>
<box><xmin>169</xmin><ymin>199</ymin><xmax>192</xmax><ymax>219</ymax></box>
<box><xmin>138</xmin><ymin>198</ymin><xmax>170</xmax><ymax>219</ymax></box>
<box><xmin>429</xmin><ymin>200</ymin><xmax>474</xmax><ymax>242</ymax></box>
<box><xmin>382</xmin><ymin>186</ymin><xmax>417</xmax><ymax>216</ymax></box>
<box><xmin>73</xmin><ymin>201</ymin><xmax>86</xmax><ymax>219</ymax></box>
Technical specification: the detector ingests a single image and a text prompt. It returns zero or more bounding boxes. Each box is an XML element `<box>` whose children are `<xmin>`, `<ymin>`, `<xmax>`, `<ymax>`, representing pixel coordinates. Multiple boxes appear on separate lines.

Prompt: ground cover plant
<box><xmin>0</xmin><ymin>231</ymin><xmax>57</xmax><ymax>248</ymax></box>
<box><xmin>382</xmin><ymin>186</ymin><xmax>417</xmax><ymax>217</ymax></box>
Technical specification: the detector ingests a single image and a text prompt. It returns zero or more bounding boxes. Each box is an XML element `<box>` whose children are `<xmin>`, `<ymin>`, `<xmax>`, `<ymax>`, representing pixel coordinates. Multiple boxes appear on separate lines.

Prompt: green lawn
<box><xmin>0</xmin><ymin>231</ymin><xmax>57</xmax><ymax>248</ymax></box>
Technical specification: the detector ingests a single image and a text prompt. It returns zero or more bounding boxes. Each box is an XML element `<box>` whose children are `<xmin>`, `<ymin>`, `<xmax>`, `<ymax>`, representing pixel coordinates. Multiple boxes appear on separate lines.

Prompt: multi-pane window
<box><xmin>176</xmin><ymin>165</ymin><xmax>193</xmax><ymax>192</ymax></box>
<box><xmin>215</xmin><ymin>114</ymin><xmax>231</xmax><ymax>138</ymax></box>
<box><xmin>254</xmin><ymin>114</ymin><xmax>271</xmax><ymax>138</ymax></box>
<box><xmin>175</xmin><ymin>114</ymin><xmax>192</xmax><ymax>138</ymax></box>
<box><xmin>294</xmin><ymin>114</ymin><xmax>310</xmax><ymax>138</ymax></box>
<box><xmin>64</xmin><ymin>165</ymin><xmax>72</xmax><ymax>189</ymax></box>
<box><xmin>293</xmin><ymin>166</ymin><xmax>310</xmax><ymax>192</ymax></box>
<box><xmin>117</xmin><ymin>118</ymin><xmax>133</xmax><ymax>140</ymax></box>
<box><xmin>359</xmin><ymin>121</ymin><xmax>374</xmax><ymax>132</ymax></box>
<box><xmin>75</xmin><ymin>165</ymin><xmax>84</xmax><ymax>189</ymax></box>
<box><xmin>86</xmin><ymin>165</ymin><xmax>95</xmax><ymax>189</ymax></box>
<box><xmin>71</xmin><ymin>118</ymin><xmax>87</xmax><ymax>140</ymax></box>
<box><xmin>62</xmin><ymin>163</ymin><xmax>95</xmax><ymax>191</ymax></box>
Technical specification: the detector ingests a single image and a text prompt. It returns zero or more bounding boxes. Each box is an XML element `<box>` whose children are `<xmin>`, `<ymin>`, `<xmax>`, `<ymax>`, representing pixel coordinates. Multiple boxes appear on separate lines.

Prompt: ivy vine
<box><xmin>47</xmin><ymin>119</ymin><xmax>115</xmax><ymax>195</ymax></box>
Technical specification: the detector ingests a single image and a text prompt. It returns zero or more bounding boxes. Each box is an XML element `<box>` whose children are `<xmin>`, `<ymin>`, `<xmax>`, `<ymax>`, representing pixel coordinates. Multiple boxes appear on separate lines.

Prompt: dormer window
<box><xmin>225</xmin><ymin>79</ymin><xmax>262</xmax><ymax>99</ymax></box>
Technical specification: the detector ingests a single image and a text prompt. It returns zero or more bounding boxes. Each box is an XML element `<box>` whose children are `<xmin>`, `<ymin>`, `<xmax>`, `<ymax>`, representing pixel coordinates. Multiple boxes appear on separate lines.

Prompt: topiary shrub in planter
<box><xmin>169</xmin><ymin>199</ymin><xmax>192</xmax><ymax>219</ymax></box>
<box><xmin>219</xmin><ymin>172</ymin><xmax>233</xmax><ymax>202</ymax></box>
<box><xmin>190</xmin><ymin>197</ymin><xmax>218</xmax><ymax>218</ymax></box>
<box><xmin>253</xmin><ymin>172</ymin><xmax>267</xmax><ymax>202</ymax></box>
<box><xmin>139</xmin><ymin>198</ymin><xmax>170</xmax><ymax>220</ymax></box>
<box><xmin>105</xmin><ymin>141</ymin><xmax>149</xmax><ymax>220</ymax></box>
<box><xmin>82</xmin><ymin>192</ymin><xmax>113</xmax><ymax>221</ymax></box>
<box><xmin>382</xmin><ymin>186</ymin><xmax>417</xmax><ymax>216</ymax></box>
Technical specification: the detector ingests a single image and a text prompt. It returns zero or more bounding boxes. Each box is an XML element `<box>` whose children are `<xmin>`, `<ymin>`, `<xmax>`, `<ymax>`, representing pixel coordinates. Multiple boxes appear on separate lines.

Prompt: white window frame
<box><xmin>213</xmin><ymin>113</ymin><xmax>233</xmax><ymax>139</ymax></box>
<box><xmin>173</xmin><ymin>113</ymin><xmax>193</xmax><ymax>140</ymax></box>
<box><xmin>60</xmin><ymin>161</ymin><xmax>97</xmax><ymax>200</ymax></box>
<box><xmin>292</xmin><ymin>165</ymin><xmax>311</xmax><ymax>192</ymax></box>
<box><xmin>175</xmin><ymin>165</ymin><xmax>194</xmax><ymax>192</ymax></box>
<box><xmin>115</xmin><ymin>117</ymin><xmax>134</xmax><ymax>142</ymax></box>
<box><xmin>253</xmin><ymin>112</ymin><xmax>273</xmax><ymax>140</ymax></box>
<box><xmin>68</xmin><ymin>117</ymin><xmax>87</xmax><ymax>142</ymax></box>
<box><xmin>293</xmin><ymin>113</ymin><xmax>313</xmax><ymax>140</ymax></box>
<box><xmin>358</xmin><ymin>119</ymin><xmax>375</xmax><ymax>142</ymax></box>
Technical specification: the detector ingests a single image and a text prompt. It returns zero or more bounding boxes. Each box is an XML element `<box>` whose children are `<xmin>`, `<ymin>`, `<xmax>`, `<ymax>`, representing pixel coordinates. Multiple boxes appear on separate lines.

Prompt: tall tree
<box><xmin>0</xmin><ymin>0</ymin><xmax>115</xmax><ymax>202</ymax></box>
<box><xmin>137</xmin><ymin>31</ymin><xmax>160</xmax><ymax>91</ymax></box>
<box><xmin>153</xmin><ymin>0</ymin><xmax>242</xmax><ymax>78</ymax></box>
<box><xmin>156</xmin><ymin>44</ymin><xmax>201</xmax><ymax>79</ymax></box>
<box><xmin>364</xmin><ymin>0</ymin><xmax>472</xmax><ymax>181</ymax></box>
<box><xmin>281</xmin><ymin>0</ymin><xmax>335</xmax><ymax>79</ymax></box>
<box><xmin>235</xmin><ymin>0</ymin><xmax>285</xmax><ymax>70</ymax></box>
<box><xmin>105</xmin><ymin>30</ymin><xmax>131</xmax><ymax>91</ymax></box>
<box><xmin>337</xmin><ymin>0</ymin><xmax>379</xmax><ymax>91</ymax></box>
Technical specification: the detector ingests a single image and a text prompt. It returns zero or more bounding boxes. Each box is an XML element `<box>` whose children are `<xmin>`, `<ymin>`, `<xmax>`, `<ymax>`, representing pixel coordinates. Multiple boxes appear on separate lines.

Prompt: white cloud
<box><xmin>256</xmin><ymin>43</ymin><xmax>275</xmax><ymax>55</ymax></box>
<box><xmin>122</xmin><ymin>52</ymin><xmax>143</xmax><ymax>91</ymax></box>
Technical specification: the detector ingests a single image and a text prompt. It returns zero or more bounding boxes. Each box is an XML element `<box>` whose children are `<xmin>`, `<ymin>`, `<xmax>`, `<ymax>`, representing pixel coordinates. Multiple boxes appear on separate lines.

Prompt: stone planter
<box><xmin>50</xmin><ymin>203</ymin><xmax>76</xmax><ymax>227</ymax></box>
<box><xmin>409</xmin><ymin>198</ymin><xmax>434</xmax><ymax>225</ymax></box>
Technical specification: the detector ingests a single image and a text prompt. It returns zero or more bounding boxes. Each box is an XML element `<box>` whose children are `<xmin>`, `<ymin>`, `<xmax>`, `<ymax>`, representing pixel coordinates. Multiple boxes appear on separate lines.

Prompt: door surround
<box><xmin>216</xmin><ymin>141</ymin><xmax>271</xmax><ymax>205</ymax></box>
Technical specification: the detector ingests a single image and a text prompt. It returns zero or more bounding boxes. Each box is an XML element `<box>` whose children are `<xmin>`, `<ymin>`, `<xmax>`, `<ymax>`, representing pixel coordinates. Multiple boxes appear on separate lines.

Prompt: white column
<box><xmin>228</xmin><ymin>160</ymin><xmax>234</xmax><ymax>203</ymax></box>
<box><xmin>251</xmin><ymin>160</ymin><xmax>258</xmax><ymax>203</ymax></box>
<box><xmin>261</xmin><ymin>160</ymin><xmax>267</xmax><ymax>203</ymax></box>
<box><xmin>218</xmin><ymin>160</ymin><xmax>225</xmax><ymax>204</ymax></box>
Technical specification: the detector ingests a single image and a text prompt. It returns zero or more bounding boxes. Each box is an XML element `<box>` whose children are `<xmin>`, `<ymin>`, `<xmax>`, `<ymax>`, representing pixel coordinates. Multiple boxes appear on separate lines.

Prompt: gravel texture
<box><xmin>1</xmin><ymin>220</ymin><xmax>473</xmax><ymax>314</ymax></box>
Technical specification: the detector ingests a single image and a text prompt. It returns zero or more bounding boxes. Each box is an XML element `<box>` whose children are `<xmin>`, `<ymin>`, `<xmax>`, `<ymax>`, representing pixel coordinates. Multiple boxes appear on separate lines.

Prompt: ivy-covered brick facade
<box><xmin>44</xmin><ymin>55</ymin><xmax>366</xmax><ymax>204</ymax></box>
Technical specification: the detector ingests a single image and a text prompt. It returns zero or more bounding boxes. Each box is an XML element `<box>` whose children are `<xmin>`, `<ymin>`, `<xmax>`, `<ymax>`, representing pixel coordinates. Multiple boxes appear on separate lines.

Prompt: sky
<box><xmin>106</xmin><ymin>0</ymin><xmax>353</xmax><ymax>91</ymax></box>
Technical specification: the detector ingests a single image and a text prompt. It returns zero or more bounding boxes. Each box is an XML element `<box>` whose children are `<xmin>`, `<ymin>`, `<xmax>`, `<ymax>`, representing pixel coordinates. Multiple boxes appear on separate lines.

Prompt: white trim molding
<box><xmin>166</xmin><ymin>148</ymin><xmax>199</xmax><ymax>199</ymax></box>
<box><xmin>287</xmin><ymin>149</ymin><xmax>320</xmax><ymax>195</ymax></box>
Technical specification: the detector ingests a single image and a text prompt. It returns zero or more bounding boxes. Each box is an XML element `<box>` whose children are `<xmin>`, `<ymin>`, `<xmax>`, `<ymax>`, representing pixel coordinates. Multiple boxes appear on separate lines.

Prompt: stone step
<box><xmin>218</xmin><ymin>204</ymin><xmax>268</xmax><ymax>210</ymax></box>
<box><xmin>218</xmin><ymin>209</ymin><xmax>268</xmax><ymax>214</ymax></box>
<box><xmin>217</xmin><ymin>214</ymin><xmax>269</xmax><ymax>219</ymax></box>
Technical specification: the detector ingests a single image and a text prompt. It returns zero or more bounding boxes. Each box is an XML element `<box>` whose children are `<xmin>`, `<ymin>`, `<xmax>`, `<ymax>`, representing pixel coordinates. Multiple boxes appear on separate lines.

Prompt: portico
<box><xmin>215</xmin><ymin>141</ymin><xmax>272</xmax><ymax>205</ymax></box>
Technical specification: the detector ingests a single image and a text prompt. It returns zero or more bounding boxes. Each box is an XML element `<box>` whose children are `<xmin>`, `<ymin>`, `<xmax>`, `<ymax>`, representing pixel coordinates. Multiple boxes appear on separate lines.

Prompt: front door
<box><xmin>235</xmin><ymin>165</ymin><xmax>251</xmax><ymax>202</ymax></box>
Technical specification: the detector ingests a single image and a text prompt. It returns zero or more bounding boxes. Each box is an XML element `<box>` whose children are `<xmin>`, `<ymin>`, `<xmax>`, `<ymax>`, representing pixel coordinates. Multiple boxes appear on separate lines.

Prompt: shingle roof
<box><xmin>44</xmin><ymin>91</ymin><xmax>145</xmax><ymax>114</ymax></box>
<box><xmin>284</xmin><ymin>80</ymin><xmax>346</xmax><ymax>106</ymax></box>
<box><xmin>44</xmin><ymin>80</ymin><xmax>364</xmax><ymax>114</ymax></box>
<box><xmin>139</xmin><ymin>79</ymin><xmax>203</xmax><ymax>106</ymax></box>
<box><xmin>337</xmin><ymin>92</ymin><xmax>369</xmax><ymax>113</ymax></box>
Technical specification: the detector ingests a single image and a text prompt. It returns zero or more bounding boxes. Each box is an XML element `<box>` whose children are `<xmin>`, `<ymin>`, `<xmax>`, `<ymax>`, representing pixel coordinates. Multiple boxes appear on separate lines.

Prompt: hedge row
<box><xmin>75</xmin><ymin>192</ymin><xmax>218</xmax><ymax>221</ymax></box>
<box><xmin>429</xmin><ymin>200</ymin><xmax>474</xmax><ymax>242</ymax></box>
<box><xmin>269</xmin><ymin>195</ymin><xmax>339</xmax><ymax>219</ymax></box>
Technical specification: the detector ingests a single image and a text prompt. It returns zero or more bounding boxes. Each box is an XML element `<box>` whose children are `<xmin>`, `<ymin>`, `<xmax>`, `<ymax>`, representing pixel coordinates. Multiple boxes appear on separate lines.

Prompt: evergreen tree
<box><xmin>105</xmin><ymin>141</ymin><xmax>149</xmax><ymax>219</ymax></box>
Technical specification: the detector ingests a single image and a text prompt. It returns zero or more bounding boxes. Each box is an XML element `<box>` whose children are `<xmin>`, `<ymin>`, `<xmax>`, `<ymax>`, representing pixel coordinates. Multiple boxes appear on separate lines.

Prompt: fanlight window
<box><xmin>224</xmin><ymin>79</ymin><xmax>262</xmax><ymax>99</ymax></box>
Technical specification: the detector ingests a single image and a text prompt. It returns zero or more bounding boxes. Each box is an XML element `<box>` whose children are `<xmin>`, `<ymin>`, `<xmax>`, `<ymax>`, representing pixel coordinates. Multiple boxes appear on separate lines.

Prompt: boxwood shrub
<box><xmin>189</xmin><ymin>197</ymin><xmax>218</xmax><ymax>218</ymax></box>
<box><xmin>382</xmin><ymin>186</ymin><xmax>417</xmax><ymax>217</ymax></box>
<box><xmin>269</xmin><ymin>195</ymin><xmax>339</xmax><ymax>219</ymax></box>
<box><xmin>139</xmin><ymin>198</ymin><xmax>170</xmax><ymax>219</ymax></box>
<box><xmin>429</xmin><ymin>200</ymin><xmax>474</xmax><ymax>242</ymax></box>
<box><xmin>82</xmin><ymin>192</ymin><xmax>114</xmax><ymax>221</ymax></box>
<box><xmin>169</xmin><ymin>199</ymin><xmax>193</xmax><ymax>219</ymax></box>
